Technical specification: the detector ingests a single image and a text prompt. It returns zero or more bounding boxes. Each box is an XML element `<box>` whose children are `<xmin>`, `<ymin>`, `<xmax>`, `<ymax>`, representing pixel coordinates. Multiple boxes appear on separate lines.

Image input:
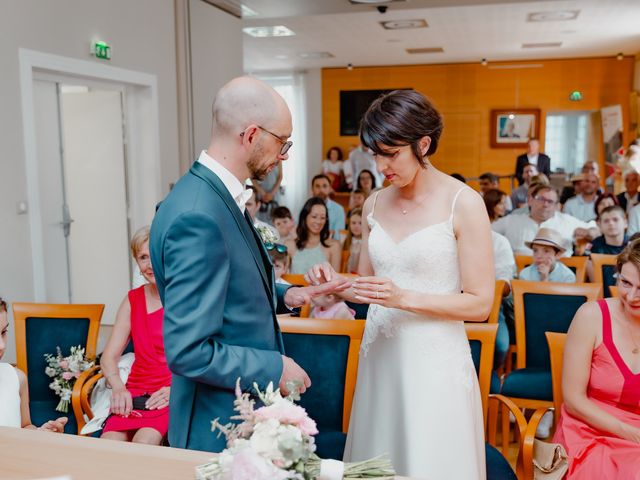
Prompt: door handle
<box><xmin>60</xmin><ymin>203</ymin><xmax>74</xmax><ymax>237</ymax></box>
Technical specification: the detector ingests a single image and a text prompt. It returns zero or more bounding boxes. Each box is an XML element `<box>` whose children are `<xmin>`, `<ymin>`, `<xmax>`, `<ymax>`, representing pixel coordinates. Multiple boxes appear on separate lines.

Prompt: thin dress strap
<box><xmin>448</xmin><ymin>187</ymin><xmax>469</xmax><ymax>222</ymax></box>
<box><xmin>597</xmin><ymin>298</ymin><xmax>613</xmax><ymax>346</ymax></box>
<box><xmin>370</xmin><ymin>190</ymin><xmax>381</xmax><ymax>216</ymax></box>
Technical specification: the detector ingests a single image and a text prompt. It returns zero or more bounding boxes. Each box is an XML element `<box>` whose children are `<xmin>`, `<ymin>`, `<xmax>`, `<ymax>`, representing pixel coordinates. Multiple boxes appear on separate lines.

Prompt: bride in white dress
<box><xmin>307</xmin><ymin>90</ymin><xmax>494</xmax><ymax>479</ymax></box>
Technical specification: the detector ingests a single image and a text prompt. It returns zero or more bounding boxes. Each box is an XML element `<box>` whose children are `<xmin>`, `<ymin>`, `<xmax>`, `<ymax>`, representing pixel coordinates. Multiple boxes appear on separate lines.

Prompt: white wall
<box><xmin>304</xmin><ymin>68</ymin><xmax>324</xmax><ymax>194</ymax></box>
<box><xmin>190</xmin><ymin>0</ymin><xmax>243</xmax><ymax>153</ymax></box>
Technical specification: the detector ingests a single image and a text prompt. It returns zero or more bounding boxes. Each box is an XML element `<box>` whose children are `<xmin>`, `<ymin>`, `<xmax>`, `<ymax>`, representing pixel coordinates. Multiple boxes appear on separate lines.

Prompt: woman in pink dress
<box><xmin>100</xmin><ymin>226</ymin><xmax>172</xmax><ymax>444</ymax></box>
<box><xmin>555</xmin><ymin>239</ymin><xmax>640</xmax><ymax>479</ymax></box>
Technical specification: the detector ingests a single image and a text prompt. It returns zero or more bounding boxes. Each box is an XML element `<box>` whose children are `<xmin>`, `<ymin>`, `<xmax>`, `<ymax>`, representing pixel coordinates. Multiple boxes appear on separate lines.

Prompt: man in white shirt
<box><xmin>562</xmin><ymin>173</ymin><xmax>599</xmax><ymax>222</ymax></box>
<box><xmin>343</xmin><ymin>144</ymin><xmax>384</xmax><ymax>190</ymax></box>
<box><xmin>492</xmin><ymin>184</ymin><xmax>598</xmax><ymax>256</ymax></box>
<box><xmin>616</xmin><ymin>170</ymin><xmax>640</xmax><ymax>214</ymax></box>
<box><xmin>311</xmin><ymin>174</ymin><xmax>346</xmax><ymax>240</ymax></box>
<box><xmin>515</xmin><ymin>138</ymin><xmax>551</xmax><ymax>185</ymax></box>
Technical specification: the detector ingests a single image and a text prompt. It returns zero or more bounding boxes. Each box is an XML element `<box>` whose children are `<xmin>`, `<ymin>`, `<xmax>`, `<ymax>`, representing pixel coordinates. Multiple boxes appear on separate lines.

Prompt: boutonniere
<box><xmin>256</xmin><ymin>225</ymin><xmax>278</xmax><ymax>245</ymax></box>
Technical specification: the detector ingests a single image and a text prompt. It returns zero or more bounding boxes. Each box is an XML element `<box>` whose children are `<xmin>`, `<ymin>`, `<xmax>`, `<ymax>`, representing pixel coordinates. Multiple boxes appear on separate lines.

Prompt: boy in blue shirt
<box><xmin>520</xmin><ymin>228</ymin><xmax>576</xmax><ymax>283</ymax></box>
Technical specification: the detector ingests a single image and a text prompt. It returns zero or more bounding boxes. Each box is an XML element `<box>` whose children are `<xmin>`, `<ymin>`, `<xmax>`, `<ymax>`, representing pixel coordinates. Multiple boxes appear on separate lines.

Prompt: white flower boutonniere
<box><xmin>256</xmin><ymin>225</ymin><xmax>278</xmax><ymax>244</ymax></box>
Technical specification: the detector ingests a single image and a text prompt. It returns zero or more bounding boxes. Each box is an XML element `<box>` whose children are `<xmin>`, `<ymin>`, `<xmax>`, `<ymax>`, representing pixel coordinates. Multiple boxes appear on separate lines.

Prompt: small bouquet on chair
<box><xmin>195</xmin><ymin>379</ymin><xmax>395</xmax><ymax>480</ymax></box>
<box><xmin>44</xmin><ymin>345</ymin><xmax>94</xmax><ymax>413</ymax></box>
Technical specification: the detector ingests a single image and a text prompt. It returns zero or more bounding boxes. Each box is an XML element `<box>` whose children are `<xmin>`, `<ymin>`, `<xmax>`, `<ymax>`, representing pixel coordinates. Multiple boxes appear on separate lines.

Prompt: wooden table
<box><xmin>0</xmin><ymin>427</ymin><xmax>213</xmax><ymax>480</ymax></box>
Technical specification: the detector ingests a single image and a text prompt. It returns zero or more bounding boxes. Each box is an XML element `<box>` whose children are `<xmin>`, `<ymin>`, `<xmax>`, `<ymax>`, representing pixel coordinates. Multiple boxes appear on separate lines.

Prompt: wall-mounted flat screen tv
<box><xmin>340</xmin><ymin>89</ymin><xmax>399</xmax><ymax>136</ymax></box>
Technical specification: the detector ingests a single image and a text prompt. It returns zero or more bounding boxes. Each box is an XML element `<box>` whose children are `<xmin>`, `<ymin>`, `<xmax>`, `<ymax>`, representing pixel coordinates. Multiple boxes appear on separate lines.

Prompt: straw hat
<box><xmin>524</xmin><ymin>228</ymin><xmax>567</xmax><ymax>253</ymax></box>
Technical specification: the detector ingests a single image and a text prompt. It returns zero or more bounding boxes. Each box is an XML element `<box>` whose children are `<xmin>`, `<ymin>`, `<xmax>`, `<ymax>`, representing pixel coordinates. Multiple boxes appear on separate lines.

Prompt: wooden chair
<box><xmin>71</xmin><ymin>365</ymin><xmax>103</xmax><ymax>434</ymax></box>
<box><xmin>12</xmin><ymin>303</ymin><xmax>103</xmax><ymax>433</ymax></box>
<box><xmin>278</xmin><ymin>317</ymin><xmax>364</xmax><ymax>460</ymax></box>
<box><xmin>545</xmin><ymin>332</ymin><xmax>567</xmax><ymax>427</ymax></box>
<box><xmin>498</xmin><ymin>281</ymin><xmax>600</xmax><ymax>451</ymax></box>
<box><xmin>514</xmin><ymin>255</ymin><xmax>587</xmax><ymax>282</ymax></box>
<box><xmin>340</xmin><ymin>249</ymin><xmax>350</xmax><ymax>273</ymax></box>
<box><xmin>590</xmin><ymin>253</ymin><xmax>618</xmax><ymax>297</ymax></box>
<box><xmin>488</xmin><ymin>279</ymin><xmax>506</xmax><ymax>324</ymax></box>
<box><xmin>466</xmin><ymin>323</ymin><xmax>526</xmax><ymax>479</ymax></box>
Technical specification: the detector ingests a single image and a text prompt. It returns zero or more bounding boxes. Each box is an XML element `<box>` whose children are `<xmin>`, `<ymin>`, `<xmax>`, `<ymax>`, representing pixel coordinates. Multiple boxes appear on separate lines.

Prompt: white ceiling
<box><xmin>233</xmin><ymin>0</ymin><xmax>640</xmax><ymax>72</ymax></box>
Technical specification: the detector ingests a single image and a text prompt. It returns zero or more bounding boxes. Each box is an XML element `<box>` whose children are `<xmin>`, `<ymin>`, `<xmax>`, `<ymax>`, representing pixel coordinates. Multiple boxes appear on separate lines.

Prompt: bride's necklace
<box><xmin>399</xmin><ymin>192</ymin><xmax>429</xmax><ymax>215</ymax></box>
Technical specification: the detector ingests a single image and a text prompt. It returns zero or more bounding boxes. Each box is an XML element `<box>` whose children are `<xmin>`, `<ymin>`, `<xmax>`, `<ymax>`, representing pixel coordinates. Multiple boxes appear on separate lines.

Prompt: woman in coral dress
<box><xmin>100</xmin><ymin>226</ymin><xmax>172</xmax><ymax>444</ymax></box>
<box><xmin>555</xmin><ymin>240</ymin><xmax>640</xmax><ymax>479</ymax></box>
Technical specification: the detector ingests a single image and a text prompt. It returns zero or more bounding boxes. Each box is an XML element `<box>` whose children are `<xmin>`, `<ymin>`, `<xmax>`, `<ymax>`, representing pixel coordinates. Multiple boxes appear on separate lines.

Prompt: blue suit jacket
<box><xmin>150</xmin><ymin>162</ymin><xmax>289</xmax><ymax>452</ymax></box>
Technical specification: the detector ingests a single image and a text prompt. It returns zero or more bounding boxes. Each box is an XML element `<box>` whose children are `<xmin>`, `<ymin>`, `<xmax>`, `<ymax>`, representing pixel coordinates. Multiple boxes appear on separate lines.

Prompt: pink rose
<box><xmin>227</xmin><ymin>447</ymin><xmax>290</xmax><ymax>480</ymax></box>
<box><xmin>59</xmin><ymin>360</ymin><xmax>69</xmax><ymax>369</ymax></box>
<box><xmin>62</xmin><ymin>372</ymin><xmax>74</xmax><ymax>381</ymax></box>
<box><xmin>254</xmin><ymin>400</ymin><xmax>318</xmax><ymax>436</ymax></box>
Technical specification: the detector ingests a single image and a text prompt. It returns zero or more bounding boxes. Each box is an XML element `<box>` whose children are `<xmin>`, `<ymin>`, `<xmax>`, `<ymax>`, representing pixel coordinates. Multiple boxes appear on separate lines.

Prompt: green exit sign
<box><xmin>569</xmin><ymin>90</ymin><xmax>583</xmax><ymax>101</ymax></box>
<box><xmin>91</xmin><ymin>41</ymin><xmax>111</xmax><ymax>60</ymax></box>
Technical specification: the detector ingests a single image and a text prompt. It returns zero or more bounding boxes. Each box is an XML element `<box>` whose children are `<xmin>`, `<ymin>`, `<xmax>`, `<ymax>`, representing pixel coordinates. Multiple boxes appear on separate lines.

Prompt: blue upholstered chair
<box><xmin>12</xmin><ymin>303</ymin><xmax>103</xmax><ymax>434</ymax></box>
<box><xmin>590</xmin><ymin>253</ymin><xmax>617</xmax><ymax>298</ymax></box>
<box><xmin>278</xmin><ymin>317</ymin><xmax>364</xmax><ymax>460</ymax></box>
<box><xmin>498</xmin><ymin>281</ymin><xmax>601</xmax><ymax>451</ymax></box>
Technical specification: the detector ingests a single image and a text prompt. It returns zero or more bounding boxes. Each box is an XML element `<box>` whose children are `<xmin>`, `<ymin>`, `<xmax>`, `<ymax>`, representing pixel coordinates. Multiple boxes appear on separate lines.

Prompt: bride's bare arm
<box><xmin>353</xmin><ymin>188</ymin><xmax>494</xmax><ymax>321</ymax></box>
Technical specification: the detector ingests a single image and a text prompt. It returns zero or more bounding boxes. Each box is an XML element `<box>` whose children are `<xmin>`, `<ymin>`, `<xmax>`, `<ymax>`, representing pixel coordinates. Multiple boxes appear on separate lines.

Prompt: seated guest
<box><xmin>560</xmin><ymin>174</ymin><xmax>583</xmax><ymax>206</ymax></box>
<box><xmin>356</xmin><ymin>169</ymin><xmax>377</xmax><ymax>197</ymax></box>
<box><xmin>519</xmin><ymin>228</ymin><xmax>576</xmax><ymax>283</ymax></box>
<box><xmin>589</xmin><ymin>206</ymin><xmax>629</xmax><ymax>255</ymax></box>
<box><xmin>322</xmin><ymin>146</ymin><xmax>345</xmax><ymax>191</ymax></box>
<box><xmin>310</xmin><ymin>293</ymin><xmax>355</xmax><ymax>320</ymax></box>
<box><xmin>563</xmin><ymin>173</ymin><xmax>600</xmax><ymax>222</ymax></box>
<box><xmin>271</xmin><ymin>206</ymin><xmax>296</xmax><ymax>243</ymax></box>
<box><xmin>483</xmin><ymin>188</ymin><xmax>509</xmax><ymax>222</ymax></box>
<box><xmin>0</xmin><ymin>298</ymin><xmax>67</xmax><ymax>432</ymax></box>
<box><xmin>343</xmin><ymin>208</ymin><xmax>363</xmax><ymax>273</ymax></box>
<box><xmin>594</xmin><ymin>193</ymin><xmax>619</xmax><ymax>220</ymax></box>
<box><xmin>100</xmin><ymin>227</ymin><xmax>172</xmax><ymax>445</ymax></box>
<box><xmin>266</xmin><ymin>243</ymin><xmax>291</xmax><ymax>285</ymax></box>
<box><xmin>511</xmin><ymin>176</ymin><xmax>550</xmax><ymax>215</ymax></box>
<box><xmin>246</xmin><ymin>186</ymin><xmax>279</xmax><ymax>240</ymax></box>
<box><xmin>493</xmin><ymin>184</ymin><xmax>599</xmax><ymax>256</ymax></box>
<box><xmin>286</xmin><ymin>197</ymin><xmax>341</xmax><ymax>274</ymax></box>
<box><xmin>479</xmin><ymin>172</ymin><xmax>513</xmax><ymax>211</ymax></box>
<box><xmin>491</xmin><ymin>230</ymin><xmax>516</xmax><ymax>368</ymax></box>
<box><xmin>616</xmin><ymin>170</ymin><xmax>640</xmax><ymax>214</ymax></box>
<box><xmin>311</xmin><ymin>174</ymin><xmax>346</xmax><ymax>240</ymax></box>
<box><xmin>554</xmin><ymin>240</ymin><xmax>640</xmax><ymax>478</ymax></box>
<box><xmin>450</xmin><ymin>172</ymin><xmax>466</xmax><ymax>183</ymax></box>
<box><xmin>511</xmin><ymin>163</ymin><xmax>538</xmax><ymax>208</ymax></box>
<box><xmin>349</xmin><ymin>189</ymin><xmax>366</xmax><ymax>212</ymax></box>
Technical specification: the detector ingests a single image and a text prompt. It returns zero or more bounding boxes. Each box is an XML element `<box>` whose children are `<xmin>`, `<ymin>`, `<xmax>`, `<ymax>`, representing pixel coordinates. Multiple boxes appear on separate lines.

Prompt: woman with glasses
<box><xmin>555</xmin><ymin>239</ymin><xmax>640</xmax><ymax>478</ymax></box>
<box><xmin>286</xmin><ymin>197</ymin><xmax>341</xmax><ymax>275</ymax></box>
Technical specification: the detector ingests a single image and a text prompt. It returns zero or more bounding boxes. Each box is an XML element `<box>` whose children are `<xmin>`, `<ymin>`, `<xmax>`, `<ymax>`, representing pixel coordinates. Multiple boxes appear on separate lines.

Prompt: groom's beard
<box><xmin>247</xmin><ymin>142</ymin><xmax>272</xmax><ymax>181</ymax></box>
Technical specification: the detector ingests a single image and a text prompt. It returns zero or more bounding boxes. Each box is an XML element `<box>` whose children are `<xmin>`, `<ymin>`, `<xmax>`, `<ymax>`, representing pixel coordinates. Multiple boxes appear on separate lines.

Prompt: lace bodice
<box><xmin>362</xmin><ymin>187</ymin><xmax>468</xmax><ymax>352</ymax></box>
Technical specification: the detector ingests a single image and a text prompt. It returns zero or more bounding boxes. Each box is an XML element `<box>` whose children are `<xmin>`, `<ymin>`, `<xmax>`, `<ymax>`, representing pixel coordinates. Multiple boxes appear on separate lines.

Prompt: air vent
<box><xmin>522</xmin><ymin>42</ymin><xmax>562</xmax><ymax>49</ymax></box>
<box><xmin>381</xmin><ymin>19</ymin><xmax>428</xmax><ymax>30</ymax></box>
<box><xmin>406</xmin><ymin>47</ymin><xmax>444</xmax><ymax>54</ymax></box>
<box><xmin>243</xmin><ymin>26</ymin><xmax>295</xmax><ymax>38</ymax></box>
<box><xmin>527</xmin><ymin>10</ymin><xmax>579</xmax><ymax>22</ymax></box>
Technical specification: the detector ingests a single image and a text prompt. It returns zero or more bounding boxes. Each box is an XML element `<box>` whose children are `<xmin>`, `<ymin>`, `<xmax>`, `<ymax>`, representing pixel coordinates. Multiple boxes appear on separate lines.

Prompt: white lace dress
<box><xmin>343</xmin><ymin>188</ymin><xmax>486</xmax><ymax>479</ymax></box>
<box><xmin>0</xmin><ymin>362</ymin><xmax>21</xmax><ymax>428</ymax></box>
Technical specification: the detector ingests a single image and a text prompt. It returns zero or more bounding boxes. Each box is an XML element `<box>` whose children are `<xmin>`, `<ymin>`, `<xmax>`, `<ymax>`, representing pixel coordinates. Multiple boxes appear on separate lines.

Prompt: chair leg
<box><xmin>487</xmin><ymin>399</ymin><xmax>498</xmax><ymax>446</ymax></box>
<box><xmin>501</xmin><ymin>403</ymin><xmax>510</xmax><ymax>456</ymax></box>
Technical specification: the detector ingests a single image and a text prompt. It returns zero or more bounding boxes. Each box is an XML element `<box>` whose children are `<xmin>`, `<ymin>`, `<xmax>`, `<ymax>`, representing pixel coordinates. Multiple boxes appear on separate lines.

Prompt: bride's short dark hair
<box><xmin>359</xmin><ymin>89</ymin><xmax>443</xmax><ymax>168</ymax></box>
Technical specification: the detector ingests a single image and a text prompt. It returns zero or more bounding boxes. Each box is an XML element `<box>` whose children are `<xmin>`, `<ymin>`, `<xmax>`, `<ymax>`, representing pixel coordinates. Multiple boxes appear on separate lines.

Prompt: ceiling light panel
<box><xmin>527</xmin><ymin>10</ymin><xmax>580</xmax><ymax>22</ymax></box>
<box><xmin>522</xmin><ymin>42</ymin><xmax>562</xmax><ymax>49</ymax></box>
<box><xmin>406</xmin><ymin>47</ymin><xmax>444</xmax><ymax>54</ymax></box>
<box><xmin>298</xmin><ymin>51</ymin><xmax>334</xmax><ymax>59</ymax></box>
<box><xmin>243</xmin><ymin>25</ymin><xmax>295</xmax><ymax>37</ymax></box>
<box><xmin>380</xmin><ymin>19</ymin><xmax>428</xmax><ymax>30</ymax></box>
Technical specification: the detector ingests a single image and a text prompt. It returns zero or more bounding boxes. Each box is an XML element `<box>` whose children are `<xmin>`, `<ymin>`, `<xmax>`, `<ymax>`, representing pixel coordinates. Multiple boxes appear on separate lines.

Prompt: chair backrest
<box><xmin>465</xmin><ymin>323</ymin><xmax>498</xmax><ymax>431</ymax></box>
<box><xmin>511</xmin><ymin>280</ymin><xmax>601</xmax><ymax>370</ymax></box>
<box><xmin>590</xmin><ymin>253</ymin><xmax>618</xmax><ymax>298</ymax></box>
<box><xmin>71</xmin><ymin>365</ymin><xmax>102</xmax><ymax>433</ymax></box>
<box><xmin>515</xmin><ymin>255</ymin><xmax>587</xmax><ymax>282</ymax></box>
<box><xmin>609</xmin><ymin>285</ymin><xmax>619</xmax><ymax>298</ymax></box>
<box><xmin>278</xmin><ymin>317</ymin><xmax>364</xmax><ymax>433</ymax></box>
<box><xmin>488</xmin><ymin>280</ymin><xmax>506</xmax><ymax>324</ymax></box>
<box><xmin>281</xmin><ymin>273</ymin><xmax>308</xmax><ymax>286</ymax></box>
<box><xmin>545</xmin><ymin>332</ymin><xmax>567</xmax><ymax>427</ymax></box>
<box><xmin>340</xmin><ymin>250</ymin><xmax>350</xmax><ymax>273</ymax></box>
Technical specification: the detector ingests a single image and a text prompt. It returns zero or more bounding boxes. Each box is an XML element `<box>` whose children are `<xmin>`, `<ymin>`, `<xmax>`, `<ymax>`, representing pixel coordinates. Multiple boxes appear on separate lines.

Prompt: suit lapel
<box><xmin>190</xmin><ymin>162</ymin><xmax>274</xmax><ymax>309</ymax></box>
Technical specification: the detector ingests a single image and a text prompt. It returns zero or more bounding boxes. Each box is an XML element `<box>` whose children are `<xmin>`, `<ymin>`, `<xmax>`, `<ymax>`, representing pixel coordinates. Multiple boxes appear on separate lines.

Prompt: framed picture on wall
<box><xmin>490</xmin><ymin>108</ymin><xmax>540</xmax><ymax>148</ymax></box>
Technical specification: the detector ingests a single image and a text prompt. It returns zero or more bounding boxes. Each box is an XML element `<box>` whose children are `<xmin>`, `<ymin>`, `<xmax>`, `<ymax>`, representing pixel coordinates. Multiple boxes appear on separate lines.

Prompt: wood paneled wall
<box><xmin>322</xmin><ymin>57</ymin><xmax>635</xmax><ymax>184</ymax></box>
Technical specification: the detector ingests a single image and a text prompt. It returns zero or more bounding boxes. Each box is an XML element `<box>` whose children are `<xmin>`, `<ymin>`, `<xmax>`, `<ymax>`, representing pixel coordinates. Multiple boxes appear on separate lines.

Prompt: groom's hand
<box><xmin>284</xmin><ymin>278</ymin><xmax>351</xmax><ymax>308</ymax></box>
<box><xmin>280</xmin><ymin>356</ymin><xmax>311</xmax><ymax>395</ymax></box>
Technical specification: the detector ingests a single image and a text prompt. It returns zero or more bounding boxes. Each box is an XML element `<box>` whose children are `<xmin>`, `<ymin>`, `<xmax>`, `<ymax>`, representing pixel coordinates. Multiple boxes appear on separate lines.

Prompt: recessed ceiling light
<box><xmin>240</xmin><ymin>4</ymin><xmax>259</xmax><ymax>17</ymax></box>
<box><xmin>242</xmin><ymin>26</ymin><xmax>295</xmax><ymax>38</ymax></box>
<box><xmin>298</xmin><ymin>52</ymin><xmax>335</xmax><ymax>59</ymax></box>
<box><xmin>522</xmin><ymin>42</ymin><xmax>562</xmax><ymax>49</ymax></box>
<box><xmin>381</xmin><ymin>19</ymin><xmax>428</xmax><ymax>30</ymax></box>
<box><xmin>527</xmin><ymin>10</ymin><xmax>579</xmax><ymax>22</ymax></box>
<box><xmin>349</xmin><ymin>0</ymin><xmax>405</xmax><ymax>4</ymax></box>
<box><xmin>405</xmin><ymin>47</ymin><xmax>444</xmax><ymax>54</ymax></box>
<box><xmin>274</xmin><ymin>54</ymin><xmax>289</xmax><ymax>60</ymax></box>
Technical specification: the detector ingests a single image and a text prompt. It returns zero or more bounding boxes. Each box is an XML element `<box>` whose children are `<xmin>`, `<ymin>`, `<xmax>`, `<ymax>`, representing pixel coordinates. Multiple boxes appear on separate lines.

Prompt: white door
<box><xmin>33</xmin><ymin>79</ymin><xmax>131</xmax><ymax>325</ymax></box>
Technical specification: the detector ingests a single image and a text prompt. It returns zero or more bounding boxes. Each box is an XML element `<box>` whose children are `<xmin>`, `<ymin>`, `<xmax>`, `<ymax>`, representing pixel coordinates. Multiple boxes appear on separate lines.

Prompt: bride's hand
<box><xmin>353</xmin><ymin>276</ymin><xmax>404</xmax><ymax>309</ymax></box>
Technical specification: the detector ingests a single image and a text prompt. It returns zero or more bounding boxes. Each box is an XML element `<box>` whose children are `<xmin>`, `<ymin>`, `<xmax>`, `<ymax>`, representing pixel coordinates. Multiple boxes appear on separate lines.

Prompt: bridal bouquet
<box><xmin>196</xmin><ymin>380</ymin><xmax>395</xmax><ymax>480</ymax></box>
<box><xmin>44</xmin><ymin>345</ymin><xmax>94</xmax><ymax>413</ymax></box>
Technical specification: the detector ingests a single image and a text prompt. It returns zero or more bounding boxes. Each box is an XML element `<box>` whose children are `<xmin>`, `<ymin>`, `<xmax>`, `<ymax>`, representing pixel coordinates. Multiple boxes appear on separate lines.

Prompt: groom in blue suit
<box><xmin>150</xmin><ymin>77</ymin><xmax>346</xmax><ymax>452</ymax></box>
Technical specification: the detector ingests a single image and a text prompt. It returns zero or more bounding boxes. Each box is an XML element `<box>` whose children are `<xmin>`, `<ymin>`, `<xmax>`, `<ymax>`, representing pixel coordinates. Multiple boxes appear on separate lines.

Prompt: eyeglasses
<box><xmin>534</xmin><ymin>196</ymin><xmax>557</xmax><ymax>206</ymax></box>
<box><xmin>264</xmin><ymin>242</ymin><xmax>288</xmax><ymax>254</ymax></box>
<box><xmin>240</xmin><ymin>126</ymin><xmax>293</xmax><ymax>156</ymax></box>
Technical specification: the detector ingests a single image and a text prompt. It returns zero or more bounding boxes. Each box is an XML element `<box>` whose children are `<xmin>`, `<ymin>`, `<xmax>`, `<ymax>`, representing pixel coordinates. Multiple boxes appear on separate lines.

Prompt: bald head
<box><xmin>211</xmin><ymin>76</ymin><xmax>290</xmax><ymax>138</ymax></box>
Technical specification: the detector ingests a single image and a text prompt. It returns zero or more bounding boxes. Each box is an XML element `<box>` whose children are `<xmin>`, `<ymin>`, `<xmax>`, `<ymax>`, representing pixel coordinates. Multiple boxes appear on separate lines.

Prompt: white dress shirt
<box><xmin>197</xmin><ymin>150</ymin><xmax>253</xmax><ymax>213</ymax></box>
<box><xmin>628</xmin><ymin>203</ymin><xmax>640</xmax><ymax>236</ymax></box>
<box><xmin>492</xmin><ymin>211</ymin><xmax>595</xmax><ymax>257</ymax></box>
<box><xmin>563</xmin><ymin>195</ymin><xmax>597</xmax><ymax>222</ymax></box>
<box><xmin>492</xmin><ymin>231</ymin><xmax>516</xmax><ymax>282</ymax></box>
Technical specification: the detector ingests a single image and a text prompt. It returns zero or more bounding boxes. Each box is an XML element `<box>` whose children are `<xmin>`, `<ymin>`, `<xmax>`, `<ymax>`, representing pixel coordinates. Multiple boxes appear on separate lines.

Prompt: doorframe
<box><xmin>19</xmin><ymin>48</ymin><xmax>161</xmax><ymax>301</ymax></box>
